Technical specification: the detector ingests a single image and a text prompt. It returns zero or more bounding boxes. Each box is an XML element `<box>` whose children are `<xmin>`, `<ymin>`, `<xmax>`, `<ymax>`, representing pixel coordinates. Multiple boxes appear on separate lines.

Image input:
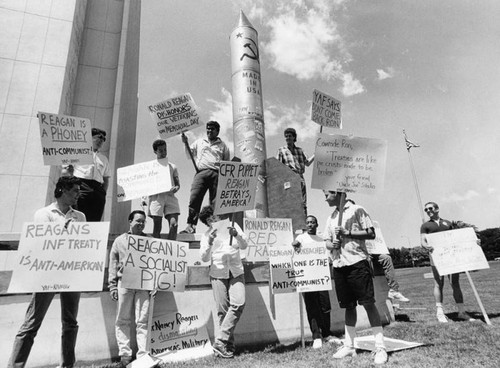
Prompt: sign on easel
<box><xmin>426</xmin><ymin>227</ymin><xmax>489</xmax><ymax>275</ymax></box>
<box><xmin>214</xmin><ymin>161</ymin><xmax>259</xmax><ymax>215</ymax></box>
<box><xmin>38</xmin><ymin>112</ymin><xmax>93</xmax><ymax>166</ymax></box>
<box><xmin>242</xmin><ymin>218</ymin><xmax>294</xmax><ymax>262</ymax></box>
<box><xmin>8</xmin><ymin>222</ymin><xmax>109</xmax><ymax>293</ymax></box>
<box><xmin>311</xmin><ymin>89</ymin><xmax>341</xmax><ymax>129</ymax></box>
<box><xmin>147</xmin><ymin>93</ymin><xmax>201</xmax><ymax>138</ymax></box>
<box><xmin>116</xmin><ymin>158</ymin><xmax>172</xmax><ymax>202</ymax></box>
<box><xmin>312</xmin><ymin>133</ymin><xmax>387</xmax><ymax>194</ymax></box>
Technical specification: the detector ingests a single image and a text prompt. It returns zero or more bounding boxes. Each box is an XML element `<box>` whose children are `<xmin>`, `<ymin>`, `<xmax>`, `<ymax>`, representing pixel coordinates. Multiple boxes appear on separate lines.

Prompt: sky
<box><xmin>135</xmin><ymin>0</ymin><xmax>500</xmax><ymax>249</ymax></box>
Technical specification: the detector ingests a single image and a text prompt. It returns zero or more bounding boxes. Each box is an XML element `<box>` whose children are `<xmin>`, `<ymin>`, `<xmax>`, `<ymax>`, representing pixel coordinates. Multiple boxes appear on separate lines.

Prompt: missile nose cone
<box><xmin>238</xmin><ymin>10</ymin><xmax>254</xmax><ymax>28</ymax></box>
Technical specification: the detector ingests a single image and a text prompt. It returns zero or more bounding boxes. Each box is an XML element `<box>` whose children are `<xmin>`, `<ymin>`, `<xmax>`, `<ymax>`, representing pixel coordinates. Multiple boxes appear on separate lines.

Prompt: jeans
<box><xmin>303</xmin><ymin>290</ymin><xmax>331</xmax><ymax>339</ymax></box>
<box><xmin>372</xmin><ymin>254</ymin><xmax>399</xmax><ymax>291</ymax></box>
<box><xmin>211</xmin><ymin>274</ymin><xmax>245</xmax><ymax>346</ymax></box>
<box><xmin>187</xmin><ymin>169</ymin><xmax>218</xmax><ymax>226</ymax></box>
<box><xmin>115</xmin><ymin>284</ymin><xmax>150</xmax><ymax>358</ymax></box>
<box><xmin>8</xmin><ymin>292</ymin><xmax>80</xmax><ymax>368</ymax></box>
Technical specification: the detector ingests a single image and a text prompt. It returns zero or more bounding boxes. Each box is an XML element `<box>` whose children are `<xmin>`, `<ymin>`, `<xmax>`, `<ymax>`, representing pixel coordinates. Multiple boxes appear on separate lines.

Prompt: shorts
<box><xmin>148</xmin><ymin>192</ymin><xmax>180</xmax><ymax>217</ymax></box>
<box><xmin>333</xmin><ymin>259</ymin><xmax>375</xmax><ymax>309</ymax></box>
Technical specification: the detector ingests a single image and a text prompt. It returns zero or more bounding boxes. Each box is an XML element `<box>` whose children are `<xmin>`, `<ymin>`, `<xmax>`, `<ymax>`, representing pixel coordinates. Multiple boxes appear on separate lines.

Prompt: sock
<box><xmin>457</xmin><ymin>303</ymin><xmax>465</xmax><ymax>313</ymax></box>
<box><xmin>344</xmin><ymin>325</ymin><xmax>356</xmax><ymax>348</ymax></box>
<box><xmin>436</xmin><ymin>303</ymin><xmax>443</xmax><ymax>311</ymax></box>
<box><xmin>372</xmin><ymin>326</ymin><xmax>385</xmax><ymax>349</ymax></box>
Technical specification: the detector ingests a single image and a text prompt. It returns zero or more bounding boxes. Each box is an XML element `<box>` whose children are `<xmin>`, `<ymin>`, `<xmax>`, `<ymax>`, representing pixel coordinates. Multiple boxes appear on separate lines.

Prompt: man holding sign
<box><xmin>8</xmin><ymin>176</ymin><xmax>86</xmax><ymax>368</ymax></box>
<box><xmin>420</xmin><ymin>202</ymin><xmax>474</xmax><ymax>323</ymax></box>
<box><xmin>199</xmin><ymin>205</ymin><xmax>248</xmax><ymax>359</ymax></box>
<box><xmin>181</xmin><ymin>121</ymin><xmax>230</xmax><ymax>234</ymax></box>
<box><xmin>292</xmin><ymin>215</ymin><xmax>333</xmax><ymax>349</ymax></box>
<box><xmin>108</xmin><ymin>210</ymin><xmax>152</xmax><ymax>367</ymax></box>
<box><xmin>322</xmin><ymin>191</ymin><xmax>388</xmax><ymax>365</ymax></box>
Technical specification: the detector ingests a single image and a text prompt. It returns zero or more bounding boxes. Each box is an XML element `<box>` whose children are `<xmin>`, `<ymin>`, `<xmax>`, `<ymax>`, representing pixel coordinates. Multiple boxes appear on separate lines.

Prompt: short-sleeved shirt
<box><xmin>34</xmin><ymin>202</ymin><xmax>86</xmax><ymax>223</ymax></box>
<box><xmin>276</xmin><ymin>145</ymin><xmax>308</xmax><ymax>176</ymax></box>
<box><xmin>191</xmin><ymin>137</ymin><xmax>230</xmax><ymax>171</ymax></box>
<box><xmin>74</xmin><ymin>151</ymin><xmax>110</xmax><ymax>184</ymax></box>
<box><xmin>323</xmin><ymin>202</ymin><xmax>373</xmax><ymax>268</ymax></box>
<box><xmin>420</xmin><ymin>218</ymin><xmax>452</xmax><ymax>234</ymax></box>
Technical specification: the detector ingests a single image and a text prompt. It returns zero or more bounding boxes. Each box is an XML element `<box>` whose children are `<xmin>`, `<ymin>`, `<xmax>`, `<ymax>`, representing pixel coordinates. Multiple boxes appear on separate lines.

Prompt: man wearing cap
<box><xmin>73</xmin><ymin>127</ymin><xmax>110</xmax><ymax>221</ymax></box>
<box><xmin>276</xmin><ymin>127</ymin><xmax>314</xmax><ymax>215</ymax></box>
<box><xmin>181</xmin><ymin>121</ymin><xmax>230</xmax><ymax>234</ymax></box>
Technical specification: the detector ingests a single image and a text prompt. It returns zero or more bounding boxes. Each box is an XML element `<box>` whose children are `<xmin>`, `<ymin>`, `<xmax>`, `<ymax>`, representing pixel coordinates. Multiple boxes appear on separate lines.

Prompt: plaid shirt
<box><xmin>276</xmin><ymin>145</ymin><xmax>308</xmax><ymax>175</ymax></box>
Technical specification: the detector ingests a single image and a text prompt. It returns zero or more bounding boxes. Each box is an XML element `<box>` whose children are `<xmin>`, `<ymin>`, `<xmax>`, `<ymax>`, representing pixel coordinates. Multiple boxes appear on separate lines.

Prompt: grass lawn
<box><xmin>60</xmin><ymin>262</ymin><xmax>500</xmax><ymax>368</ymax></box>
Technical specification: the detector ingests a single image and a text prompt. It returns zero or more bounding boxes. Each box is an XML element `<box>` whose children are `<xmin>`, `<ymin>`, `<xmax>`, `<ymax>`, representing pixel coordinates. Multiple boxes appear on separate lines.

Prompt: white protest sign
<box><xmin>38</xmin><ymin>111</ymin><xmax>93</xmax><ymax>166</ymax></box>
<box><xmin>270</xmin><ymin>240</ymin><xmax>331</xmax><ymax>294</ymax></box>
<box><xmin>242</xmin><ymin>218</ymin><xmax>294</xmax><ymax>262</ymax></box>
<box><xmin>426</xmin><ymin>227</ymin><xmax>489</xmax><ymax>276</ymax></box>
<box><xmin>312</xmin><ymin>133</ymin><xmax>387</xmax><ymax>195</ymax></box>
<box><xmin>365</xmin><ymin>221</ymin><xmax>389</xmax><ymax>255</ymax></box>
<box><xmin>121</xmin><ymin>235</ymin><xmax>191</xmax><ymax>291</ymax></box>
<box><xmin>8</xmin><ymin>222</ymin><xmax>109</xmax><ymax>293</ymax></box>
<box><xmin>214</xmin><ymin>161</ymin><xmax>259</xmax><ymax>215</ymax></box>
<box><xmin>116</xmin><ymin>158</ymin><xmax>172</xmax><ymax>202</ymax></box>
<box><xmin>147</xmin><ymin>93</ymin><xmax>201</xmax><ymax>138</ymax></box>
<box><xmin>311</xmin><ymin>89</ymin><xmax>342</xmax><ymax>128</ymax></box>
<box><xmin>150</xmin><ymin>310</ymin><xmax>212</xmax><ymax>361</ymax></box>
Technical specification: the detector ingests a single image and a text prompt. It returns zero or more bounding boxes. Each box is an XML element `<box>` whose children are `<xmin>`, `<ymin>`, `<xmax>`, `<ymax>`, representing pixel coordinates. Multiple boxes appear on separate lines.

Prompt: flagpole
<box><xmin>403</xmin><ymin>130</ymin><xmax>425</xmax><ymax>222</ymax></box>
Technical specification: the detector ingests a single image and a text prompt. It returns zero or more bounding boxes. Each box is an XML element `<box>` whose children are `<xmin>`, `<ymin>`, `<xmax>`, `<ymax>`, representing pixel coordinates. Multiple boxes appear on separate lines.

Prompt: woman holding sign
<box><xmin>199</xmin><ymin>205</ymin><xmax>248</xmax><ymax>359</ymax></box>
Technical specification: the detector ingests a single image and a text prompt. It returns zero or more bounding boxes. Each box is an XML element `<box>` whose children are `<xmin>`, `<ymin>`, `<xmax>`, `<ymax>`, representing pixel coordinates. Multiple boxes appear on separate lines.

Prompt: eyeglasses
<box><xmin>424</xmin><ymin>207</ymin><xmax>435</xmax><ymax>212</ymax></box>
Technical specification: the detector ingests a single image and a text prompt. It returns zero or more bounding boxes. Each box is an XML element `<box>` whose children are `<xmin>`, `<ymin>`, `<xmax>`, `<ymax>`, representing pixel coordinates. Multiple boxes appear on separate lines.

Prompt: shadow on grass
<box><xmin>238</xmin><ymin>341</ymin><xmax>302</xmax><ymax>355</ymax></box>
<box><xmin>395</xmin><ymin>313</ymin><xmax>414</xmax><ymax>322</ymax></box>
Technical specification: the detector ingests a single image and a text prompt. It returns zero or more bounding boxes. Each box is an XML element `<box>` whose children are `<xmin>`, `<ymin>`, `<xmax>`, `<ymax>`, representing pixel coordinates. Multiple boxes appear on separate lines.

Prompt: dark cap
<box><xmin>91</xmin><ymin>128</ymin><xmax>107</xmax><ymax>137</ymax></box>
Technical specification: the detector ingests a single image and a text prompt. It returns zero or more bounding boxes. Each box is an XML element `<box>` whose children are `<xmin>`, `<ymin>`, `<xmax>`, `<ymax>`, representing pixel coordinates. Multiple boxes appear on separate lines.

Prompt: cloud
<box><xmin>442</xmin><ymin>190</ymin><xmax>480</xmax><ymax>203</ymax></box>
<box><xmin>240</xmin><ymin>0</ymin><xmax>364</xmax><ymax>96</ymax></box>
<box><xmin>377</xmin><ymin>67</ymin><xmax>395</xmax><ymax>81</ymax></box>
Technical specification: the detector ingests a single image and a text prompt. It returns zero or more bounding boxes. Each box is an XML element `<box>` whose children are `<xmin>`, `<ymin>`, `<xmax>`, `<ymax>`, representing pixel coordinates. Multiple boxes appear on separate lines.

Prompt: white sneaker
<box><xmin>324</xmin><ymin>335</ymin><xmax>342</xmax><ymax>344</ymax></box>
<box><xmin>456</xmin><ymin>312</ymin><xmax>475</xmax><ymax>321</ymax></box>
<box><xmin>332</xmin><ymin>345</ymin><xmax>357</xmax><ymax>359</ymax></box>
<box><xmin>436</xmin><ymin>310</ymin><xmax>448</xmax><ymax>323</ymax></box>
<box><xmin>388</xmin><ymin>289</ymin><xmax>410</xmax><ymax>302</ymax></box>
<box><xmin>312</xmin><ymin>338</ymin><xmax>322</xmax><ymax>349</ymax></box>
<box><xmin>373</xmin><ymin>347</ymin><xmax>388</xmax><ymax>365</ymax></box>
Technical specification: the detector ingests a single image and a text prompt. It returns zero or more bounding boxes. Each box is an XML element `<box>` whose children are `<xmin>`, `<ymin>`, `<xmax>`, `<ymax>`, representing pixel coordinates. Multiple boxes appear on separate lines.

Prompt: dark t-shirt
<box><xmin>420</xmin><ymin>218</ymin><xmax>452</xmax><ymax>234</ymax></box>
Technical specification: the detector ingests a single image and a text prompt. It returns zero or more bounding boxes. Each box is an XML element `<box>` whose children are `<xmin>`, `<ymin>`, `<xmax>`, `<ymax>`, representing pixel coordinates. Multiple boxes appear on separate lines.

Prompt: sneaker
<box><xmin>456</xmin><ymin>312</ymin><xmax>475</xmax><ymax>321</ymax></box>
<box><xmin>213</xmin><ymin>342</ymin><xmax>234</xmax><ymax>359</ymax></box>
<box><xmin>119</xmin><ymin>356</ymin><xmax>132</xmax><ymax>368</ymax></box>
<box><xmin>312</xmin><ymin>338</ymin><xmax>322</xmax><ymax>349</ymax></box>
<box><xmin>436</xmin><ymin>310</ymin><xmax>448</xmax><ymax>323</ymax></box>
<box><xmin>373</xmin><ymin>347</ymin><xmax>388</xmax><ymax>365</ymax></box>
<box><xmin>388</xmin><ymin>289</ymin><xmax>410</xmax><ymax>302</ymax></box>
<box><xmin>324</xmin><ymin>335</ymin><xmax>343</xmax><ymax>344</ymax></box>
<box><xmin>332</xmin><ymin>345</ymin><xmax>357</xmax><ymax>359</ymax></box>
<box><xmin>180</xmin><ymin>224</ymin><xmax>196</xmax><ymax>234</ymax></box>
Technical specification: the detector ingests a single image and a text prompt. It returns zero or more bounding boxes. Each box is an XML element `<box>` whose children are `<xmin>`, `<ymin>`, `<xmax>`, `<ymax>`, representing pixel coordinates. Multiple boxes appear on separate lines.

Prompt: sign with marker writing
<box><xmin>149</xmin><ymin>310</ymin><xmax>213</xmax><ymax>361</ymax></box>
<box><xmin>365</xmin><ymin>221</ymin><xmax>390</xmax><ymax>255</ymax></box>
<box><xmin>311</xmin><ymin>89</ymin><xmax>342</xmax><ymax>128</ymax></box>
<box><xmin>312</xmin><ymin>133</ymin><xmax>387</xmax><ymax>195</ymax></box>
<box><xmin>116</xmin><ymin>158</ymin><xmax>172</xmax><ymax>202</ymax></box>
<box><xmin>242</xmin><ymin>218</ymin><xmax>294</xmax><ymax>262</ymax></box>
<box><xmin>38</xmin><ymin>111</ymin><xmax>93</xmax><ymax>166</ymax></box>
<box><xmin>270</xmin><ymin>240</ymin><xmax>331</xmax><ymax>294</ymax></box>
<box><xmin>121</xmin><ymin>235</ymin><xmax>195</xmax><ymax>291</ymax></box>
<box><xmin>8</xmin><ymin>222</ymin><xmax>109</xmax><ymax>293</ymax></box>
<box><xmin>214</xmin><ymin>161</ymin><xmax>259</xmax><ymax>215</ymax></box>
<box><xmin>147</xmin><ymin>93</ymin><xmax>201</xmax><ymax>139</ymax></box>
<box><xmin>426</xmin><ymin>228</ymin><xmax>489</xmax><ymax>276</ymax></box>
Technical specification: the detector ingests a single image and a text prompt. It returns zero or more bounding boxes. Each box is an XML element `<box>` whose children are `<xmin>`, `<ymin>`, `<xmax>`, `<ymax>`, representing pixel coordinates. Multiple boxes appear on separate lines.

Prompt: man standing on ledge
<box><xmin>420</xmin><ymin>201</ymin><xmax>475</xmax><ymax>323</ymax></box>
<box><xmin>181</xmin><ymin>121</ymin><xmax>230</xmax><ymax>234</ymax></box>
<box><xmin>8</xmin><ymin>176</ymin><xmax>85</xmax><ymax>368</ymax></box>
<box><xmin>73</xmin><ymin>127</ymin><xmax>110</xmax><ymax>221</ymax></box>
<box><xmin>276</xmin><ymin>127</ymin><xmax>314</xmax><ymax>215</ymax></box>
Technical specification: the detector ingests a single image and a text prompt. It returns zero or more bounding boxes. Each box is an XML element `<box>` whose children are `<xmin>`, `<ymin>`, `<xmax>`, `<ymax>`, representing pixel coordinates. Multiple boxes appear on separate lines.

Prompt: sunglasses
<box><xmin>424</xmin><ymin>207</ymin><xmax>435</xmax><ymax>212</ymax></box>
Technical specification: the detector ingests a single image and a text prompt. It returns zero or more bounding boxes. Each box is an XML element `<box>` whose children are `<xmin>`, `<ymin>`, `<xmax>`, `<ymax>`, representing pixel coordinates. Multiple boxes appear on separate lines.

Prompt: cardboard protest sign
<box><xmin>270</xmin><ymin>240</ymin><xmax>331</xmax><ymax>294</ymax></box>
<box><xmin>150</xmin><ymin>310</ymin><xmax>212</xmax><ymax>361</ymax></box>
<box><xmin>312</xmin><ymin>133</ymin><xmax>387</xmax><ymax>195</ymax></box>
<box><xmin>214</xmin><ymin>161</ymin><xmax>259</xmax><ymax>215</ymax></box>
<box><xmin>147</xmin><ymin>93</ymin><xmax>201</xmax><ymax>138</ymax></box>
<box><xmin>365</xmin><ymin>221</ymin><xmax>390</xmax><ymax>255</ymax></box>
<box><xmin>426</xmin><ymin>228</ymin><xmax>489</xmax><ymax>276</ymax></box>
<box><xmin>242</xmin><ymin>218</ymin><xmax>294</xmax><ymax>262</ymax></box>
<box><xmin>8</xmin><ymin>222</ymin><xmax>109</xmax><ymax>293</ymax></box>
<box><xmin>38</xmin><ymin>112</ymin><xmax>93</xmax><ymax>166</ymax></box>
<box><xmin>311</xmin><ymin>89</ymin><xmax>341</xmax><ymax>128</ymax></box>
<box><xmin>121</xmin><ymin>235</ymin><xmax>192</xmax><ymax>291</ymax></box>
<box><xmin>116</xmin><ymin>158</ymin><xmax>172</xmax><ymax>202</ymax></box>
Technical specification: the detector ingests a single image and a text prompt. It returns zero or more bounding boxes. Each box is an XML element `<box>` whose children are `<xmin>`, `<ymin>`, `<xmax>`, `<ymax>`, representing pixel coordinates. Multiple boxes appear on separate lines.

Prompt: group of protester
<box><xmin>7</xmin><ymin>122</ymin><xmax>475</xmax><ymax>367</ymax></box>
